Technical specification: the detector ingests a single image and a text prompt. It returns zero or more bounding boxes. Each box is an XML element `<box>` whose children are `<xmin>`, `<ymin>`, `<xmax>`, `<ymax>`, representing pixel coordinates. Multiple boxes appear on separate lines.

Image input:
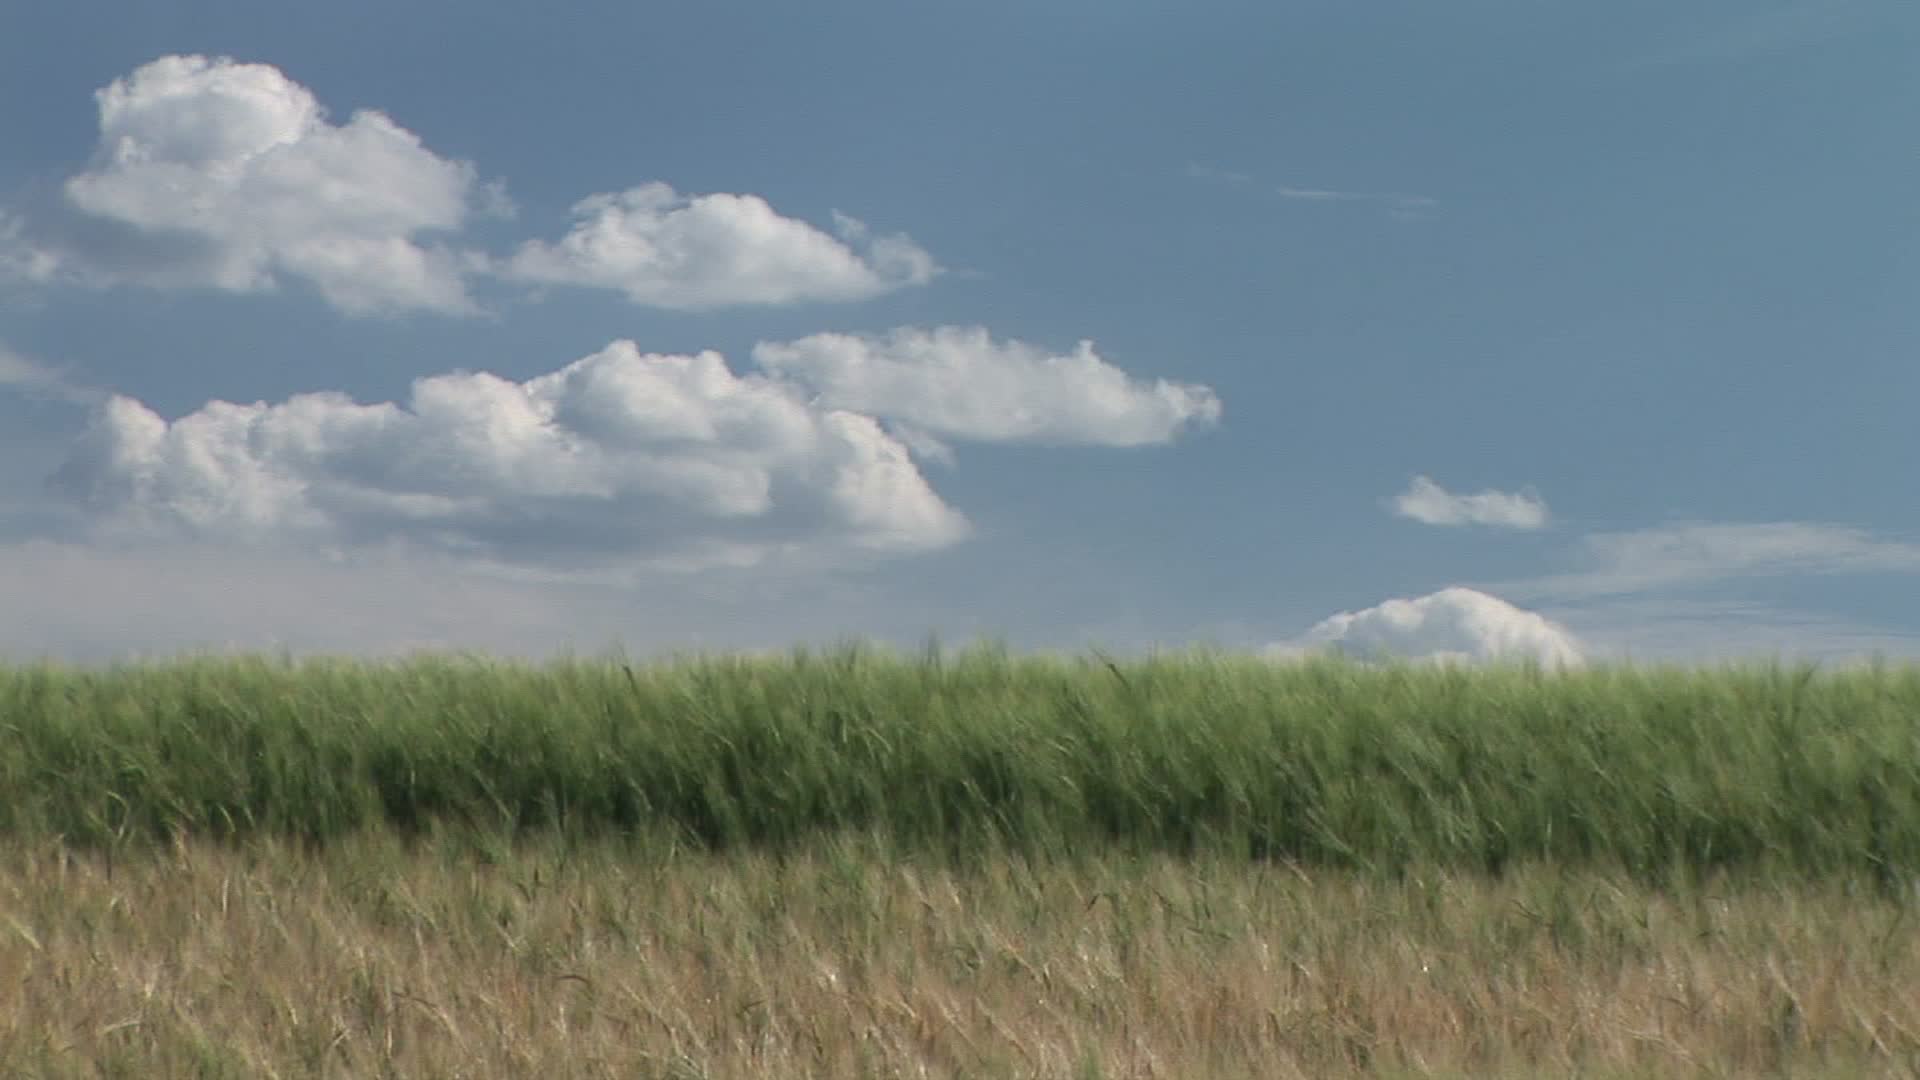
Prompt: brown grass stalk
<box><xmin>1</xmin><ymin>833</ymin><xmax>1916</xmax><ymax>1078</ymax></box>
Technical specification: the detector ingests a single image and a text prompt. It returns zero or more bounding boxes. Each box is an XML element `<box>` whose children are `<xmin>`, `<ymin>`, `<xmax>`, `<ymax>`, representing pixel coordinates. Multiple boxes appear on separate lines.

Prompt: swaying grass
<box><xmin>2</xmin><ymin>645</ymin><xmax>1919</xmax><ymax>882</ymax></box>
<box><xmin>3</xmin><ymin>832</ymin><xmax>1917</xmax><ymax>1078</ymax></box>
<box><xmin>6</xmin><ymin>646</ymin><xmax>1920</xmax><ymax>1076</ymax></box>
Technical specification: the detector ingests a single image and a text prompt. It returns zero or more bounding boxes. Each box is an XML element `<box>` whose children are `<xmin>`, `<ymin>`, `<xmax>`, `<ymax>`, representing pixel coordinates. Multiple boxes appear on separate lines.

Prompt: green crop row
<box><xmin>3</xmin><ymin>645</ymin><xmax>1918</xmax><ymax>883</ymax></box>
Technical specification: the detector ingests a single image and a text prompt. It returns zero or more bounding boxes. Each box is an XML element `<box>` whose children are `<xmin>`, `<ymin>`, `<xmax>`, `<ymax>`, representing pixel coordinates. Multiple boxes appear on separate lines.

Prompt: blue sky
<box><xmin>2</xmin><ymin>0</ymin><xmax>1917</xmax><ymax>664</ymax></box>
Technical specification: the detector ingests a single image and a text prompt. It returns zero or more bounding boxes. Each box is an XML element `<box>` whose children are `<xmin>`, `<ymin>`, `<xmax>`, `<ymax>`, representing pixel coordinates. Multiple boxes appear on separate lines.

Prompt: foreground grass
<box><xmin>2</xmin><ymin>833</ymin><xmax>1916</xmax><ymax>1078</ymax></box>
<box><xmin>3</xmin><ymin>647</ymin><xmax>1920</xmax><ymax>882</ymax></box>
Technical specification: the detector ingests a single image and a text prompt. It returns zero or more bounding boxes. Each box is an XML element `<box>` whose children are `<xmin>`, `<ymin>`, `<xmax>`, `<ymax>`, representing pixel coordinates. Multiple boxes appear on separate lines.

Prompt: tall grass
<box><xmin>3</xmin><ymin>645</ymin><xmax>1918</xmax><ymax>882</ymax></box>
<box><xmin>7</xmin><ymin>833</ymin><xmax>1916</xmax><ymax>1078</ymax></box>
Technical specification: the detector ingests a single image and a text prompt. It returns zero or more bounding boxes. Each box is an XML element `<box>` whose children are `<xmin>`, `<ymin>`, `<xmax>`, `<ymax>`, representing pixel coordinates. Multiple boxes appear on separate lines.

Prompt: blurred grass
<box><xmin>2</xmin><ymin>644</ymin><xmax>1918</xmax><ymax>883</ymax></box>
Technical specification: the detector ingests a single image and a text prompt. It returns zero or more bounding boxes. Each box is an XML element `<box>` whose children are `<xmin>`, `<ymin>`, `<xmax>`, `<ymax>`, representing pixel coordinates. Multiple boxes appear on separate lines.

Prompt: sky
<box><xmin>2</xmin><ymin>0</ymin><xmax>1918</xmax><ymax>666</ymax></box>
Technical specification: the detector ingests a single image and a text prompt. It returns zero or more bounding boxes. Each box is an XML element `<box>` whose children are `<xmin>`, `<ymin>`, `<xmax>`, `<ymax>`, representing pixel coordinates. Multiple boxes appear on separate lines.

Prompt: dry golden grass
<box><xmin>2</xmin><ymin>833</ymin><xmax>1918</xmax><ymax>1078</ymax></box>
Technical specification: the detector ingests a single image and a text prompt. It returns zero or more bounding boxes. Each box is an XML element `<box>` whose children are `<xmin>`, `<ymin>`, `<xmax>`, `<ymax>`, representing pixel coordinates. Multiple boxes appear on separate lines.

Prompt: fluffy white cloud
<box><xmin>27</xmin><ymin>54</ymin><xmax>493</xmax><ymax>314</ymax></box>
<box><xmin>1282</xmin><ymin>587</ymin><xmax>1585</xmax><ymax>668</ymax></box>
<box><xmin>8</xmin><ymin>55</ymin><xmax>944</xmax><ymax>316</ymax></box>
<box><xmin>50</xmin><ymin>341</ymin><xmax>970</xmax><ymax>574</ymax></box>
<box><xmin>1511</xmin><ymin>522</ymin><xmax>1920</xmax><ymax>598</ymax></box>
<box><xmin>751</xmin><ymin>326</ymin><xmax>1222</xmax><ymax>446</ymax></box>
<box><xmin>1391</xmin><ymin>475</ymin><xmax>1548</xmax><ymax>530</ymax></box>
<box><xmin>505</xmin><ymin>184</ymin><xmax>936</xmax><ymax>309</ymax></box>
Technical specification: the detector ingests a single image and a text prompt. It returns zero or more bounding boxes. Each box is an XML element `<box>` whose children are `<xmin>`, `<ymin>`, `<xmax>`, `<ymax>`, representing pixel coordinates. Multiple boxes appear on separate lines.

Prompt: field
<box><xmin>2</xmin><ymin>646</ymin><xmax>1919</xmax><ymax>1076</ymax></box>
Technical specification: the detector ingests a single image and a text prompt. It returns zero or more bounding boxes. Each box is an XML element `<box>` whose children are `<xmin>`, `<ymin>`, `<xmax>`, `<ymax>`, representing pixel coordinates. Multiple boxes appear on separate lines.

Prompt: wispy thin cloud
<box><xmin>1182</xmin><ymin>162</ymin><xmax>1256</xmax><ymax>187</ymax></box>
<box><xmin>0</xmin><ymin>539</ymin><xmax>920</xmax><ymax>663</ymax></box>
<box><xmin>1275</xmin><ymin>186</ymin><xmax>1437</xmax><ymax>214</ymax></box>
<box><xmin>1186</xmin><ymin>163</ymin><xmax>1436</xmax><ymax>217</ymax></box>
<box><xmin>1430</xmin><ymin>517</ymin><xmax>1920</xmax><ymax>664</ymax></box>
<box><xmin>1626</xmin><ymin>1</ymin><xmax>1887</xmax><ymax>69</ymax></box>
<box><xmin>1497</xmin><ymin>521</ymin><xmax>1920</xmax><ymax>600</ymax></box>
<box><xmin>0</xmin><ymin>344</ymin><xmax>100</xmax><ymax>406</ymax></box>
<box><xmin>1542</xmin><ymin>596</ymin><xmax>1920</xmax><ymax>667</ymax></box>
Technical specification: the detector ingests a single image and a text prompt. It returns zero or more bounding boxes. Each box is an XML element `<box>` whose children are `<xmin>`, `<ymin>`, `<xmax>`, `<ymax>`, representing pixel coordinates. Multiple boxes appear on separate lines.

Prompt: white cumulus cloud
<box><xmin>504</xmin><ymin>183</ymin><xmax>937</xmax><ymax>309</ymax></box>
<box><xmin>1280</xmin><ymin>587</ymin><xmax>1585</xmax><ymax>668</ymax></box>
<box><xmin>1391</xmin><ymin>475</ymin><xmax>1549</xmax><ymax>530</ymax></box>
<box><xmin>50</xmin><ymin>340</ymin><xmax>970</xmax><ymax>575</ymax></box>
<box><xmin>751</xmin><ymin>326</ymin><xmax>1222</xmax><ymax>446</ymax></box>
<box><xmin>19</xmin><ymin>54</ymin><xmax>495</xmax><ymax>314</ymax></box>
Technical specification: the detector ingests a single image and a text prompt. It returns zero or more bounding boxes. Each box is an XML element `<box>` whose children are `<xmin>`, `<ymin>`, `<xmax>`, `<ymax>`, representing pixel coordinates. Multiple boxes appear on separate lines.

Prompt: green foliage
<box><xmin>3</xmin><ymin>646</ymin><xmax>1919</xmax><ymax>881</ymax></box>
